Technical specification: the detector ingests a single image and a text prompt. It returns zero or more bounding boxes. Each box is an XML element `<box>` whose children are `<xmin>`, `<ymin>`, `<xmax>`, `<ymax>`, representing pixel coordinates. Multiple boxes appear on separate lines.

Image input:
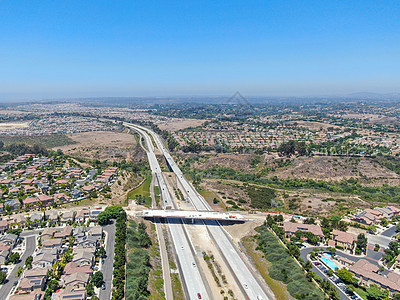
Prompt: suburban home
<box><xmin>353</xmin><ymin>211</ymin><xmax>376</xmax><ymax>225</ymax></box>
<box><xmin>0</xmin><ymin>247</ymin><xmax>10</xmax><ymax>264</ymax></box>
<box><xmin>364</xmin><ymin>209</ymin><xmax>384</xmax><ymax>219</ymax></box>
<box><xmin>0</xmin><ymin>234</ymin><xmax>18</xmax><ymax>247</ymax></box>
<box><xmin>18</xmin><ymin>276</ymin><xmax>46</xmax><ymax>292</ymax></box>
<box><xmin>76</xmin><ymin>235</ymin><xmax>97</xmax><ymax>248</ymax></box>
<box><xmin>283</xmin><ymin>222</ymin><xmax>324</xmax><ymax>241</ymax></box>
<box><xmin>37</xmin><ymin>194</ymin><xmax>53</xmax><ymax>206</ymax></box>
<box><xmin>89</xmin><ymin>209</ymin><xmax>102</xmax><ymax>220</ymax></box>
<box><xmin>331</xmin><ymin>229</ymin><xmax>356</xmax><ymax>251</ymax></box>
<box><xmin>73</xmin><ymin>227</ymin><xmax>86</xmax><ymax>239</ymax></box>
<box><xmin>62</xmin><ymin>272</ymin><xmax>90</xmax><ymax>289</ymax></box>
<box><xmin>54</xmin><ymin>226</ymin><xmax>73</xmax><ymax>239</ymax></box>
<box><xmin>4</xmin><ymin>199</ymin><xmax>21</xmax><ymax>211</ymax></box>
<box><xmin>350</xmin><ymin>259</ymin><xmax>400</xmax><ymax>294</ymax></box>
<box><xmin>24</xmin><ymin>268</ymin><xmax>49</xmax><ymax>279</ymax></box>
<box><xmin>374</xmin><ymin>206</ymin><xmax>400</xmax><ymax>219</ymax></box>
<box><xmin>41</xmin><ymin>228</ymin><xmax>59</xmax><ymax>239</ymax></box>
<box><xmin>88</xmin><ymin>226</ymin><xmax>103</xmax><ymax>239</ymax></box>
<box><xmin>54</xmin><ymin>192</ymin><xmax>70</xmax><ymax>202</ymax></box>
<box><xmin>32</xmin><ymin>252</ymin><xmax>57</xmax><ymax>269</ymax></box>
<box><xmin>23</xmin><ymin>197</ymin><xmax>40</xmax><ymax>207</ymax></box>
<box><xmin>29</xmin><ymin>213</ymin><xmax>43</xmax><ymax>227</ymax></box>
<box><xmin>42</xmin><ymin>238</ymin><xmax>63</xmax><ymax>249</ymax></box>
<box><xmin>75</xmin><ymin>210</ymin><xmax>87</xmax><ymax>223</ymax></box>
<box><xmin>64</xmin><ymin>261</ymin><xmax>93</xmax><ymax>276</ymax></box>
<box><xmin>46</xmin><ymin>211</ymin><xmax>59</xmax><ymax>225</ymax></box>
<box><xmin>0</xmin><ymin>220</ymin><xmax>9</xmax><ymax>233</ymax></box>
<box><xmin>9</xmin><ymin>292</ymin><xmax>43</xmax><ymax>300</ymax></box>
<box><xmin>55</xmin><ymin>290</ymin><xmax>86</xmax><ymax>300</ymax></box>
<box><xmin>60</xmin><ymin>211</ymin><xmax>75</xmax><ymax>224</ymax></box>
<box><xmin>72</xmin><ymin>250</ymin><xmax>94</xmax><ymax>267</ymax></box>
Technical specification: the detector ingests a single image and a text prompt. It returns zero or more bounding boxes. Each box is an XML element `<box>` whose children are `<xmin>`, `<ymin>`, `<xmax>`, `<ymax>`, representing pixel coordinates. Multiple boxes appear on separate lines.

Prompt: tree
<box><xmin>25</xmin><ymin>255</ymin><xmax>33</xmax><ymax>269</ymax></box>
<box><xmin>95</xmin><ymin>246</ymin><xmax>106</xmax><ymax>259</ymax></box>
<box><xmin>92</xmin><ymin>271</ymin><xmax>103</xmax><ymax>288</ymax></box>
<box><xmin>16</xmin><ymin>266</ymin><xmax>23</xmax><ymax>277</ymax></box>
<box><xmin>336</xmin><ymin>269</ymin><xmax>358</xmax><ymax>285</ymax></box>
<box><xmin>86</xmin><ymin>282</ymin><xmax>94</xmax><ymax>296</ymax></box>
<box><xmin>303</xmin><ymin>261</ymin><xmax>313</xmax><ymax>272</ymax></box>
<box><xmin>356</xmin><ymin>233</ymin><xmax>368</xmax><ymax>254</ymax></box>
<box><xmin>366</xmin><ymin>284</ymin><xmax>388</xmax><ymax>300</ymax></box>
<box><xmin>7</xmin><ymin>252</ymin><xmax>20</xmax><ymax>264</ymax></box>
<box><xmin>396</xmin><ymin>223</ymin><xmax>400</xmax><ymax>233</ymax></box>
<box><xmin>0</xmin><ymin>271</ymin><xmax>6</xmax><ymax>284</ymax></box>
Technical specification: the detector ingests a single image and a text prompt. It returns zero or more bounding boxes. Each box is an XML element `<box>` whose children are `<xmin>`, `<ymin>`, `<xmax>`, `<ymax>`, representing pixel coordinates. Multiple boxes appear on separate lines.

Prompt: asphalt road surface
<box><xmin>132</xmin><ymin>123</ymin><xmax>271</xmax><ymax>300</ymax></box>
<box><xmin>0</xmin><ymin>235</ymin><xmax>36</xmax><ymax>299</ymax></box>
<box><xmin>99</xmin><ymin>222</ymin><xmax>116</xmax><ymax>300</ymax></box>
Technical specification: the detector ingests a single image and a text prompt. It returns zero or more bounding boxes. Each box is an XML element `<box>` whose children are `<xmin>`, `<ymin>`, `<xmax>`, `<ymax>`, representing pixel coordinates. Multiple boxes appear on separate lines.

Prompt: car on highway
<box><xmin>197</xmin><ymin>293</ymin><xmax>202</xmax><ymax>299</ymax></box>
<box><xmin>192</xmin><ymin>262</ymin><xmax>196</xmax><ymax>267</ymax></box>
<box><xmin>243</xmin><ymin>283</ymin><xmax>248</xmax><ymax>289</ymax></box>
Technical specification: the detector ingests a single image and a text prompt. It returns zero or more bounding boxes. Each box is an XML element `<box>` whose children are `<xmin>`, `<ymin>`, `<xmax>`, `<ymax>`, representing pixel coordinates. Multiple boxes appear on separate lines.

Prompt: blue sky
<box><xmin>0</xmin><ymin>0</ymin><xmax>399</xmax><ymax>100</ymax></box>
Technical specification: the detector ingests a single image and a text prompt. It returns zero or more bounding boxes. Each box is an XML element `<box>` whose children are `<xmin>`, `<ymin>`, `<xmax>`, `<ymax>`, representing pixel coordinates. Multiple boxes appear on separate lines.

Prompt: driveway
<box><xmin>99</xmin><ymin>221</ymin><xmax>116</xmax><ymax>300</ymax></box>
<box><xmin>0</xmin><ymin>235</ymin><xmax>36</xmax><ymax>299</ymax></box>
<box><xmin>380</xmin><ymin>225</ymin><xmax>397</xmax><ymax>238</ymax></box>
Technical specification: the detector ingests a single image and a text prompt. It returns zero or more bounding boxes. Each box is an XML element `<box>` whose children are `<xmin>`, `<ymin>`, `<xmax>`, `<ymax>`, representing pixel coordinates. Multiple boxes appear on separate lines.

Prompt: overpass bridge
<box><xmin>140</xmin><ymin>209</ymin><xmax>250</xmax><ymax>222</ymax></box>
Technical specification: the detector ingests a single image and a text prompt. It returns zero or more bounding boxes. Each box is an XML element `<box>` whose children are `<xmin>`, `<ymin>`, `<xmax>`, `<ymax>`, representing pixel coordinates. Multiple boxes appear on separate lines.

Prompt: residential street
<box><xmin>1</xmin><ymin>235</ymin><xmax>36</xmax><ymax>300</ymax></box>
<box><xmin>99</xmin><ymin>222</ymin><xmax>116</xmax><ymax>300</ymax></box>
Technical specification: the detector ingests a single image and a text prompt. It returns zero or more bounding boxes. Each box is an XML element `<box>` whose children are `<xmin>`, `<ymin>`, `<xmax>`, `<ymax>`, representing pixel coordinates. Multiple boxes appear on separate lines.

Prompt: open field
<box><xmin>0</xmin><ymin>122</ymin><xmax>29</xmax><ymax>129</ymax></box>
<box><xmin>158</xmin><ymin>118</ymin><xmax>205</xmax><ymax>131</ymax></box>
<box><xmin>54</xmin><ymin>130</ymin><xmax>139</xmax><ymax>161</ymax></box>
<box><xmin>0</xmin><ymin>134</ymin><xmax>76</xmax><ymax>148</ymax></box>
<box><xmin>268</xmin><ymin>156</ymin><xmax>400</xmax><ymax>184</ymax></box>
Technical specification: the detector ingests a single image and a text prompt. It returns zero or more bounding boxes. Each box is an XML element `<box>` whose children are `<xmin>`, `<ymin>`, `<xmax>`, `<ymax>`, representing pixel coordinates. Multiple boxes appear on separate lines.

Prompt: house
<box><xmin>55</xmin><ymin>290</ymin><xmax>86</xmax><ymax>300</ymax></box>
<box><xmin>46</xmin><ymin>211</ymin><xmax>59</xmax><ymax>225</ymax></box>
<box><xmin>374</xmin><ymin>206</ymin><xmax>400</xmax><ymax>219</ymax></box>
<box><xmin>54</xmin><ymin>193</ymin><xmax>70</xmax><ymax>202</ymax></box>
<box><xmin>42</xmin><ymin>238</ymin><xmax>63</xmax><ymax>249</ymax></box>
<box><xmin>24</xmin><ymin>268</ymin><xmax>49</xmax><ymax>279</ymax></box>
<box><xmin>0</xmin><ymin>247</ymin><xmax>10</xmax><ymax>264</ymax></box>
<box><xmin>32</xmin><ymin>252</ymin><xmax>57</xmax><ymax>269</ymax></box>
<box><xmin>4</xmin><ymin>199</ymin><xmax>21</xmax><ymax>211</ymax></box>
<box><xmin>89</xmin><ymin>209</ymin><xmax>102</xmax><ymax>220</ymax></box>
<box><xmin>41</xmin><ymin>228</ymin><xmax>59</xmax><ymax>239</ymax></box>
<box><xmin>24</xmin><ymin>197</ymin><xmax>40</xmax><ymax>207</ymax></box>
<box><xmin>75</xmin><ymin>210</ymin><xmax>89</xmax><ymax>223</ymax></box>
<box><xmin>82</xmin><ymin>185</ymin><xmax>95</xmax><ymax>193</ymax></box>
<box><xmin>18</xmin><ymin>276</ymin><xmax>46</xmax><ymax>292</ymax></box>
<box><xmin>61</xmin><ymin>211</ymin><xmax>75</xmax><ymax>224</ymax></box>
<box><xmin>76</xmin><ymin>235</ymin><xmax>97</xmax><ymax>248</ymax></box>
<box><xmin>365</xmin><ymin>208</ymin><xmax>384</xmax><ymax>219</ymax></box>
<box><xmin>0</xmin><ymin>220</ymin><xmax>9</xmax><ymax>233</ymax></box>
<box><xmin>88</xmin><ymin>226</ymin><xmax>103</xmax><ymax>240</ymax></box>
<box><xmin>71</xmin><ymin>188</ymin><xmax>84</xmax><ymax>199</ymax></box>
<box><xmin>331</xmin><ymin>229</ymin><xmax>356</xmax><ymax>251</ymax></box>
<box><xmin>64</xmin><ymin>261</ymin><xmax>93</xmax><ymax>276</ymax></box>
<box><xmin>29</xmin><ymin>213</ymin><xmax>43</xmax><ymax>227</ymax></box>
<box><xmin>9</xmin><ymin>292</ymin><xmax>43</xmax><ymax>300</ymax></box>
<box><xmin>72</xmin><ymin>250</ymin><xmax>94</xmax><ymax>267</ymax></box>
<box><xmin>36</xmin><ymin>194</ymin><xmax>53</xmax><ymax>206</ymax></box>
<box><xmin>350</xmin><ymin>259</ymin><xmax>400</xmax><ymax>294</ymax></box>
<box><xmin>0</xmin><ymin>234</ymin><xmax>18</xmax><ymax>247</ymax></box>
<box><xmin>54</xmin><ymin>226</ymin><xmax>73</xmax><ymax>239</ymax></box>
<box><xmin>283</xmin><ymin>222</ymin><xmax>324</xmax><ymax>241</ymax></box>
<box><xmin>73</xmin><ymin>227</ymin><xmax>86</xmax><ymax>239</ymax></box>
<box><xmin>62</xmin><ymin>272</ymin><xmax>90</xmax><ymax>289</ymax></box>
<box><xmin>353</xmin><ymin>211</ymin><xmax>376</xmax><ymax>225</ymax></box>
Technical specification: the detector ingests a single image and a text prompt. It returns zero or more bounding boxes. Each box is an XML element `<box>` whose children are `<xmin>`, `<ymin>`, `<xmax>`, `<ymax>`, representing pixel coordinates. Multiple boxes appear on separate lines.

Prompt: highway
<box><xmin>126</xmin><ymin>123</ymin><xmax>271</xmax><ymax>300</ymax></box>
<box><xmin>126</xmin><ymin>123</ymin><xmax>210</xmax><ymax>300</ymax></box>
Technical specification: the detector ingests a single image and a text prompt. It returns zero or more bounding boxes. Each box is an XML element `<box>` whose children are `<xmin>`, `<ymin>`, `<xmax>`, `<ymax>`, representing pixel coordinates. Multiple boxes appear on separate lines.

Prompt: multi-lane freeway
<box><xmin>126</xmin><ymin>123</ymin><xmax>210</xmax><ymax>300</ymax></box>
<box><xmin>126</xmin><ymin>122</ymin><xmax>271</xmax><ymax>300</ymax></box>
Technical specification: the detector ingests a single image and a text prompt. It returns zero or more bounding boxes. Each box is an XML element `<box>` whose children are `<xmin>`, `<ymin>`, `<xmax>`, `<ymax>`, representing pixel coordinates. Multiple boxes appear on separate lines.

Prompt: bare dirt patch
<box><xmin>0</xmin><ymin>122</ymin><xmax>29</xmax><ymax>129</ymax></box>
<box><xmin>54</xmin><ymin>130</ymin><xmax>139</xmax><ymax>162</ymax></box>
<box><xmin>158</xmin><ymin>119</ymin><xmax>206</xmax><ymax>131</ymax></box>
<box><xmin>268</xmin><ymin>156</ymin><xmax>399</xmax><ymax>184</ymax></box>
<box><xmin>288</xmin><ymin>120</ymin><xmax>340</xmax><ymax>131</ymax></box>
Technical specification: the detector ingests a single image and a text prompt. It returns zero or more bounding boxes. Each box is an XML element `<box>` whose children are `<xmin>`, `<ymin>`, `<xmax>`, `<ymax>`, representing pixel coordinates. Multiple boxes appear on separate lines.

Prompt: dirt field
<box><xmin>158</xmin><ymin>119</ymin><xmax>206</xmax><ymax>131</ymax></box>
<box><xmin>0</xmin><ymin>122</ymin><xmax>29</xmax><ymax>129</ymax></box>
<box><xmin>268</xmin><ymin>156</ymin><xmax>400</xmax><ymax>184</ymax></box>
<box><xmin>287</xmin><ymin>120</ymin><xmax>340</xmax><ymax>130</ymax></box>
<box><xmin>53</xmin><ymin>130</ymin><xmax>139</xmax><ymax>162</ymax></box>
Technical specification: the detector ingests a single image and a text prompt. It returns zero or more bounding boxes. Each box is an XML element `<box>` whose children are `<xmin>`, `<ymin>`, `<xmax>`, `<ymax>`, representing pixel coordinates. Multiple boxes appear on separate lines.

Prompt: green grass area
<box><xmin>256</xmin><ymin>226</ymin><xmax>324</xmax><ymax>299</ymax></box>
<box><xmin>351</xmin><ymin>287</ymin><xmax>368</xmax><ymax>300</ymax></box>
<box><xmin>198</xmin><ymin>188</ymin><xmax>226</xmax><ymax>209</ymax></box>
<box><xmin>127</xmin><ymin>175</ymin><xmax>152</xmax><ymax>206</ymax></box>
<box><xmin>154</xmin><ymin>186</ymin><xmax>160</xmax><ymax>206</ymax></box>
<box><xmin>0</xmin><ymin>134</ymin><xmax>76</xmax><ymax>148</ymax></box>
<box><xmin>171</xmin><ymin>273</ymin><xmax>185</xmax><ymax>300</ymax></box>
<box><xmin>242</xmin><ymin>236</ymin><xmax>289</xmax><ymax>300</ymax></box>
<box><xmin>126</xmin><ymin>221</ymin><xmax>152</xmax><ymax>300</ymax></box>
<box><xmin>148</xmin><ymin>223</ymin><xmax>165</xmax><ymax>300</ymax></box>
